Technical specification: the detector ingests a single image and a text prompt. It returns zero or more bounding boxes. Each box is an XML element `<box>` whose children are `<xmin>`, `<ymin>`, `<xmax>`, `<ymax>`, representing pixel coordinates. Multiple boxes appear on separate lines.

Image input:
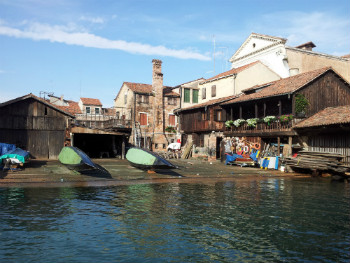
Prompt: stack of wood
<box><xmin>284</xmin><ymin>151</ymin><xmax>350</xmax><ymax>175</ymax></box>
<box><xmin>181</xmin><ymin>142</ymin><xmax>193</xmax><ymax>159</ymax></box>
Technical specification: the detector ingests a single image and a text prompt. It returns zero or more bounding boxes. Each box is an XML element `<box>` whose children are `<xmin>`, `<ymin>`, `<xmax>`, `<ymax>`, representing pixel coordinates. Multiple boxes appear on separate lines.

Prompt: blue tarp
<box><xmin>0</xmin><ymin>148</ymin><xmax>30</xmax><ymax>163</ymax></box>
<box><xmin>0</xmin><ymin>143</ymin><xmax>16</xmax><ymax>156</ymax></box>
<box><xmin>225</xmin><ymin>154</ymin><xmax>243</xmax><ymax>165</ymax></box>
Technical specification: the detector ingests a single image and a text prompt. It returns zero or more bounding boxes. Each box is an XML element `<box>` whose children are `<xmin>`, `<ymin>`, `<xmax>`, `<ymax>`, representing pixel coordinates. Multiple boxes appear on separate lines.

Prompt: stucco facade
<box><xmin>199</xmin><ymin>61</ymin><xmax>281</xmax><ymax>104</ymax></box>
<box><xmin>230</xmin><ymin>33</ymin><xmax>350</xmax><ymax>82</ymax></box>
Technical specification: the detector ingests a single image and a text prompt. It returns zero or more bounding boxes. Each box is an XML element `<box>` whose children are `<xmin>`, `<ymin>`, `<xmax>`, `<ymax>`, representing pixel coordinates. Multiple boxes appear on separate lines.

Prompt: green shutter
<box><xmin>192</xmin><ymin>89</ymin><xmax>198</xmax><ymax>103</ymax></box>
<box><xmin>184</xmin><ymin>88</ymin><xmax>190</xmax><ymax>103</ymax></box>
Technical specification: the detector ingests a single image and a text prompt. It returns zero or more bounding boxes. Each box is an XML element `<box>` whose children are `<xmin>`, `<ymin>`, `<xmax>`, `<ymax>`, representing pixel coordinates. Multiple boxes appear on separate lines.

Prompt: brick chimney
<box><xmin>151</xmin><ymin>59</ymin><xmax>167</xmax><ymax>150</ymax></box>
<box><xmin>295</xmin><ymin>41</ymin><xmax>316</xmax><ymax>51</ymax></box>
<box><xmin>152</xmin><ymin>59</ymin><xmax>163</xmax><ymax>97</ymax></box>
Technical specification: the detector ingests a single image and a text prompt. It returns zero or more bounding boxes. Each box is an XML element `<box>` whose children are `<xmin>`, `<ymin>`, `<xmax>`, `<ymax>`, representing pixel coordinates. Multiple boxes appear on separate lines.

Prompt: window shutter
<box><xmin>207</xmin><ymin>109</ymin><xmax>210</xmax><ymax>120</ymax></box>
<box><xmin>192</xmin><ymin>90</ymin><xmax>198</xmax><ymax>103</ymax></box>
<box><xmin>169</xmin><ymin>114</ymin><xmax>175</xmax><ymax>126</ymax></box>
<box><xmin>184</xmin><ymin>88</ymin><xmax>190</xmax><ymax>103</ymax></box>
<box><xmin>211</xmin><ymin>85</ymin><xmax>216</xmax><ymax>97</ymax></box>
<box><xmin>140</xmin><ymin>113</ymin><xmax>147</xmax><ymax>125</ymax></box>
<box><xmin>202</xmin><ymin>88</ymin><xmax>206</xmax><ymax>99</ymax></box>
<box><xmin>214</xmin><ymin>110</ymin><xmax>217</xmax><ymax>121</ymax></box>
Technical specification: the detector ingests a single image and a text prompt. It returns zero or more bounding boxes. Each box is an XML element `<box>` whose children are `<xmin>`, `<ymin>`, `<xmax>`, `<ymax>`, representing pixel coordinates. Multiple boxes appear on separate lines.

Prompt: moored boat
<box><xmin>0</xmin><ymin>147</ymin><xmax>30</xmax><ymax>170</ymax></box>
<box><xmin>58</xmin><ymin>146</ymin><xmax>108</xmax><ymax>174</ymax></box>
<box><xmin>126</xmin><ymin>147</ymin><xmax>177</xmax><ymax>170</ymax></box>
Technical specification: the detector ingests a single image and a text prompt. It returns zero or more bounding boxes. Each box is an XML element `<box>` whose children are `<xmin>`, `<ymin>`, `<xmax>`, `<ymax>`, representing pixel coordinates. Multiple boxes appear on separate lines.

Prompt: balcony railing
<box><xmin>225</xmin><ymin>118</ymin><xmax>304</xmax><ymax>134</ymax></box>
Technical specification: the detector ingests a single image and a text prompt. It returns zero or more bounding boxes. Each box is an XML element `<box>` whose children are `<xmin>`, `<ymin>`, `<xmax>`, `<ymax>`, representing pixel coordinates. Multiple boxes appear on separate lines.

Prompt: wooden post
<box><xmin>255</xmin><ymin>103</ymin><xmax>258</xmax><ymax>118</ymax></box>
<box><xmin>122</xmin><ymin>137</ymin><xmax>126</xmax><ymax>160</ymax></box>
<box><xmin>288</xmin><ymin>136</ymin><xmax>293</xmax><ymax>157</ymax></box>
<box><xmin>263</xmin><ymin>102</ymin><xmax>266</xmax><ymax>117</ymax></box>
<box><xmin>239</xmin><ymin>106</ymin><xmax>242</xmax><ymax>119</ymax></box>
<box><xmin>230</xmin><ymin>107</ymin><xmax>233</xmax><ymax>120</ymax></box>
<box><xmin>277</xmin><ymin>137</ymin><xmax>281</xmax><ymax>156</ymax></box>
<box><xmin>279</xmin><ymin>100</ymin><xmax>282</xmax><ymax>116</ymax></box>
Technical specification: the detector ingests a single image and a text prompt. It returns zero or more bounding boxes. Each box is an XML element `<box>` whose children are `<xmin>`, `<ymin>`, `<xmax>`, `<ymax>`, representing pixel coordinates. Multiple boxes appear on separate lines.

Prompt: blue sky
<box><xmin>1</xmin><ymin>0</ymin><xmax>349</xmax><ymax>107</ymax></box>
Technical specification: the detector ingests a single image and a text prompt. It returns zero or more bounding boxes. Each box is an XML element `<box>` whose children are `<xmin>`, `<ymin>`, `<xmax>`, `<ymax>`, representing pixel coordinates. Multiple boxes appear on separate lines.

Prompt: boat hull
<box><xmin>58</xmin><ymin>146</ymin><xmax>108</xmax><ymax>174</ymax></box>
<box><xmin>126</xmin><ymin>147</ymin><xmax>176</xmax><ymax>170</ymax></box>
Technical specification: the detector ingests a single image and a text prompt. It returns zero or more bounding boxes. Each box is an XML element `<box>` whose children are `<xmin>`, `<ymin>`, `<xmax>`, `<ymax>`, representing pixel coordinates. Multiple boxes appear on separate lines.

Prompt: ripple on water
<box><xmin>0</xmin><ymin>179</ymin><xmax>349</xmax><ymax>263</ymax></box>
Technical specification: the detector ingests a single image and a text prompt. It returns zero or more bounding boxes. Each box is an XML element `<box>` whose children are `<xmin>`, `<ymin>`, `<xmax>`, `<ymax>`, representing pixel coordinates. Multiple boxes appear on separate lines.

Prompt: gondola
<box><xmin>126</xmin><ymin>147</ymin><xmax>177</xmax><ymax>170</ymax></box>
<box><xmin>58</xmin><ymin>146</ymin><xmax>108</xmax><ymax>174</ymax></box>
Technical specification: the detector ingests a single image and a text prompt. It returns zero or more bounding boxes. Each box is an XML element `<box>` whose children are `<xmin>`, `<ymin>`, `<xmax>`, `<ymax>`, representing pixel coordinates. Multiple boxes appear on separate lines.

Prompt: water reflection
<box><xmin>1</xmin><ymin>179</ymin><xmax>349</xmax><ymax>263</ymax></box>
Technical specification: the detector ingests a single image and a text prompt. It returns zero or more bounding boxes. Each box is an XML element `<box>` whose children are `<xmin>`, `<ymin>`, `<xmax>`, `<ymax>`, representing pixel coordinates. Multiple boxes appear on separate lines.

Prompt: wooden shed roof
<box><xmin>0</xmin><ymin>93</ymin><xmax>75</xmax><ymax>118</ymax></box>
<box><xmin>221</xmin><ymin>67</ymin><xmax>335</xmax><ymax>105</ymax></box>
<box><xmin>294</xmin><ymin>105</ymin><xmax>350</xmax><ymax>128</ymax></box>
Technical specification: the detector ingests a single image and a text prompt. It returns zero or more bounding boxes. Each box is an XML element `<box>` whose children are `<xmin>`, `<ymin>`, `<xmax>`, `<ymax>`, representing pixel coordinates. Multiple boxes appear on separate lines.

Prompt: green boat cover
<box><xmin>0</xmin><ymin>148</ymin><xmax>29</xmax><ymax>163</ymax></box>
<box><xmin>58</xmin><ymin>147</ymin><xmax>83</xmax><ymax>165</ymax></box>
<box><xmin>126</xmin><ymin>148</ymin><xmax>157</xmax><ymax>166</ymax></box>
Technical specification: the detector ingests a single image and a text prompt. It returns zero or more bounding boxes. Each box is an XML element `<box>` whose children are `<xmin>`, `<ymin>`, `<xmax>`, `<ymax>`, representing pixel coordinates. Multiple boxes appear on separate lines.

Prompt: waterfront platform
<box><xmin>0</xmin><ymin>158</ymin><xmax>307</xmax><ymax>188</ymax></box>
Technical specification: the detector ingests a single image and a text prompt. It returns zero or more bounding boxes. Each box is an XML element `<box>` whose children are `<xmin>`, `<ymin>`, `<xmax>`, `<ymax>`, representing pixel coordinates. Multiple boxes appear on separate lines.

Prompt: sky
<box><xmin>0</xmin><ymin>0</ymin><xmax>349</xmax><ymax>108</ymax></box>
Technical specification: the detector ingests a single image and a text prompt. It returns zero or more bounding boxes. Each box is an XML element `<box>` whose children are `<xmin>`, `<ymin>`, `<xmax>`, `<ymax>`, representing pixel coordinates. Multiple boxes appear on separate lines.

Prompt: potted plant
<box><xmin>263</xmin><ymin>116</ymin><xmax>276</xmax><ymax>126</ymax></box>
<box><xmin>295</xmin><ymin>94</ymin><xmax>309</xmax><ymax>117</ymax></box>
<box><xmin>279</xmin><ymin>114</ymin><xmax>293</xmax><ymax>123</ymax></box>
<box><xmin>225</xmin><ymin>120</ymin><xmax>234</xmax><ymax>129</ymax></box>
<box><xmin>233</xmin><ymin>119</ymin><xmax>246</xmax><ymax>127</ymax></box>
<box><xmin>246</xmin><ymin>118</ymin><xmax>259</xmax><ymax>128</ymax></box>
<box><xmin>165</xmin><ymin>126</ymin><xmax>176</xmax><ymax>133</ymax></box>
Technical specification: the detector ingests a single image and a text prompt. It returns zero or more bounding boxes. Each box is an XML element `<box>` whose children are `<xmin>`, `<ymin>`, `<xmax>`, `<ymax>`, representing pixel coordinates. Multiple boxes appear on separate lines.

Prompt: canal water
<box><xmin>1</xmin><ymin>178</ymin><xmax>349</xmax><ymax>263</ymax></box>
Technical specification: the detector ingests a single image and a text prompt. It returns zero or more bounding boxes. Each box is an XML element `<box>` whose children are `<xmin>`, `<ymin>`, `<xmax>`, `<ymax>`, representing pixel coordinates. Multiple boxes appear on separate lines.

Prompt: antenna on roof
<box><xmin>213</xmin><ymin>35</ymin><xmax>216</xmax><ymax>75</ymax></box>
<box><xmin>39</xmin><ymin>91</ymin><xmax>54</xmax><ymax>100</ymax></box>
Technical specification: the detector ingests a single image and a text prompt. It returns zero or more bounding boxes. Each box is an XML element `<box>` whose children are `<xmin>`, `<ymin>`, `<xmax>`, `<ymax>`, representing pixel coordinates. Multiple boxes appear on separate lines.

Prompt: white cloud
<box><xmin>260</xmin><ymin>11</ymin><xmax>350</xmax><ymax>54</ymax></box>
<box><xmin>79</xmin><ymin>15</ymin><xmax>105</xmax><ymax>24</ymax></box>
<box><xmin>0</xmin><ymin>22</ymin><xmax>211</xmax><ymax>61</ymax></box>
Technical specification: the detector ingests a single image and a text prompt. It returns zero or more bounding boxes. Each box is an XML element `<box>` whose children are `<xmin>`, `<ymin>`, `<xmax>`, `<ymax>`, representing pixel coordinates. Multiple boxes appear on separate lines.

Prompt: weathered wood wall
<box><xmin>0</xmin><ymin>98</ymin><xmax>69</xmax><ymax>159</ymax></box>
<box><xmin>307</xmin><ymin>133</ymin><xmax>350</xmax><ymax>165</ymax></box>
<box><xmin>180</xmin><ymin>107</ymin><xmax>224</xmax><ymax>133</ymax></box>
<box><xmin>296</xmin><ymin>71</ymin><xmax>350</xmax><ymax>116</ymax></box>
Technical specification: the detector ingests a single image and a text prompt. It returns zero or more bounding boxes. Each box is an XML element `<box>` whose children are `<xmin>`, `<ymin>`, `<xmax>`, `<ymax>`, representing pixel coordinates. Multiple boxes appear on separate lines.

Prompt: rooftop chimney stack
<box><xmin>295</xmin><ymin>41</ymin><xmax>316</xmax><ymax>51</ymax></box>
<box><xmin>152</xmin><ymin>59</ymin><xmax>163</xmax><ymax>97</ymax></box>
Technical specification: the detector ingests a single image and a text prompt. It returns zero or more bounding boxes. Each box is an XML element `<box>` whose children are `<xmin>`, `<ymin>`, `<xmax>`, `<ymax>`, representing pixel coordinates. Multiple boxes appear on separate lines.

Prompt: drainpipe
<box><xmin>233</xmin><ymin>73</ymin><xmax>237</xmax><ymax>95</ymax></box>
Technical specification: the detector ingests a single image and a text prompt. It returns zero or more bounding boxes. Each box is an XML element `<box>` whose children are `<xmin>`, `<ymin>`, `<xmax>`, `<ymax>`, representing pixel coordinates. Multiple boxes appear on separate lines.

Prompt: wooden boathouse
<box><xmin>0</xmin><ymin>93</ymin><xmax>74</xmax><ymax>159</ymax></box>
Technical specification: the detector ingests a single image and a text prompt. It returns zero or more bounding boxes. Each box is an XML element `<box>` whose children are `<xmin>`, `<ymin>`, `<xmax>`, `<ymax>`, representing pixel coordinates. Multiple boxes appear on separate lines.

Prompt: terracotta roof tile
<box><xmin>56</xmin><ymin>101</ymin><xmax>82</xmax><ymax>115</ymax></box>
<box><xmin>124</xmin><ymin>82</ymin><xmax>179</xmax><ymax>96</ymax></box>
<box><xmin>176</xmin><ymin>95</ymin><xmax>238</xmax><ymax>113</ymax></box>
<box><xmin>222</xmin><ymin>67</ymin><xmax>332</xmax><ymax>105</ymax></box>
<box><xmin>125</xmin><ymin>82</ymin><xmax>153</xmax><ymax>94</ymax></box>
<box><xmin>80</xmin><ymin>97</ymin><xmax>102</xmax><ymax>106</ymax></box>
<box><xmin>201</xmin><ymin>61</ymin><xmax>261</xmax><ymax>83</ymax></box>
<box><xmin>294</xmin><ymin>105</ymin><xmax>350</xmax><ymax>128</ymax></box>
<box><xmin>103</xmin><ymin>108</ymin><xmax>116</xmax><ymax>116</ymax></box>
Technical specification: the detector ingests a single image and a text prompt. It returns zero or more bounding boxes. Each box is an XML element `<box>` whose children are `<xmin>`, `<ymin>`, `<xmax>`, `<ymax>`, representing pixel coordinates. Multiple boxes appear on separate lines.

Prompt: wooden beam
<box><xmin>277</xmin><ymin>137</ymin><xmax>281</xmax><ymax>156</ymax></box>
<box><xmin>279</xmin><ymin>100</ymin><xmax>282</xmax><ymax>116</ymax></box>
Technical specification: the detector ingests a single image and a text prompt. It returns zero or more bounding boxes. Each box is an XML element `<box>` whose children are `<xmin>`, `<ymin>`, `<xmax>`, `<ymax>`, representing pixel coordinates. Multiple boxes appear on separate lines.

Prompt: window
<box><xmin>95</xmin><ymin>108</ymin><xmax>100</xmax><ymax>114</ymax></box>
<box><xmin>116</xmin><ymin>111</ymin><xmax>120</xmax><ymax>119</ymax></box>
<box><xmin>214</xmin><ymin>110</ymin><xmax>223</xmax><ymax>121</ymax></box>
<box><xmin>138</xmin><ymin>94</ymin><xmax>149</xmax><ymax>104</ymax></box>
<box><xmin>44</xmin><ymin>107</ymin><xmax>48</xmax><ymax>116</ymax></box>
<box><xmin>86</xmin><ymin>107</ymin><xmax>91</xmax><ymax>114</ymax></box>
<box><xmin>124</xmin><ymin>92</ymin><xmax>127</xmax><ymax>104</ymax></box>
<box><xmin>192</xmin><ymin>89</ymin><xmax>199</xmax><ymax>103</ymax></box>
<box><xmin>168</xmin><ymin>97</ymin><xmax>177</xmax><ymax>105</ymax></box>
<box><xmin>140</xmin><ymin>113</ymin><xmax>148</xmax><ymax>126</ymax></box>
<box><xmin>211</xmin><ymin>85</ymin><xmax>216</xmax><ymax>97</ymax></box>
<box><xmin>202</xmin><ymin>88</ymin><xmax>206</xmax><ymax>99</ymax></box>
<box><xmin>202</xmin><ymin>110</ymin><xmax>210</xmax><ymax>120</ymax></box>
<box><xmin>184</xmin><ymin>88</ymin><xmax>190</xmax><ymax>103</ymax></box>
<box><xmin>169</xmin><ymin>114</ymin><xmax>175</xmax><ymax>126</ymax></box>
